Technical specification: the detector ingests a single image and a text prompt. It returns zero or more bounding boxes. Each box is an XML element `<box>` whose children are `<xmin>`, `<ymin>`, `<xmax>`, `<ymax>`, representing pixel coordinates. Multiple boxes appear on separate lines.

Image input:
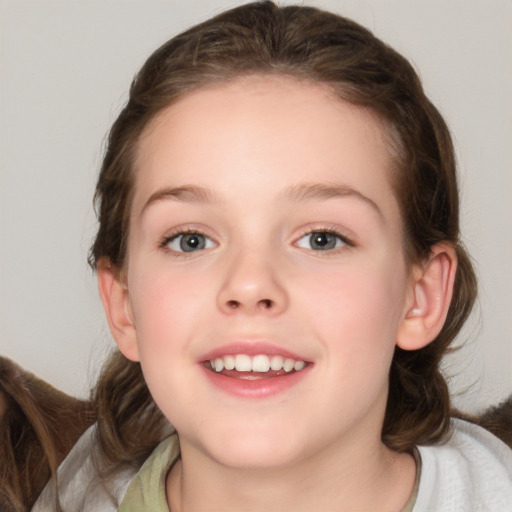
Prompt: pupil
<box><xmin>311</xmin><ymin>232</ymin><xmax>335</xmax><ymax>250</ymax></box>
<box><xmin>187</xmin><ymin>236</ymin><xmax>199</xmax><ymax>247</ymax></box>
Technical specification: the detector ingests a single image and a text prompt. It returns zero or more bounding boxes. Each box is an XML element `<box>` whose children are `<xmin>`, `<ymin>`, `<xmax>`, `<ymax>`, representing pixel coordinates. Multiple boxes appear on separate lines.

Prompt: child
<box><xmin>9</xmin><ymin>1</ymin><xmax>512</xmax><ymax>510</ymax></box>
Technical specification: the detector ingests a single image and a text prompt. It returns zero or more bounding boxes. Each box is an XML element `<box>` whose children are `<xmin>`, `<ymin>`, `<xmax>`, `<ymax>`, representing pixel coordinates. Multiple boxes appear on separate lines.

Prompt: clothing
<box><xmin>31</xmin><ymin>425</ymin><xmax>137</xmax><ymax>512</ymax></box>
<box><xmin>414</xmin><ymin>419</ymin><xmax>512</xmax><ymax>511</ymax></box>
<box><xmin>117</xmin><ymin>433</ymin><xmax>179</xmax><ymax>512</ymax></box>
<box><xmin>32</xmin><ymin>419</ymin><xmax>512</xmax><ymax>511</ymax></box>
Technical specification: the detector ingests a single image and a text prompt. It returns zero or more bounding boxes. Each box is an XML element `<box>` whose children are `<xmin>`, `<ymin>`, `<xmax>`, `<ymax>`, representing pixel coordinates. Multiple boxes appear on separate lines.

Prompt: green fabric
<box><xmin>118</xmin><ymin>433</ymin><xmax>180</xmax><ymax>512</ymax></box>
<box><xmin>118</xmin><ymin>433</ymin><xmax>419</xmax><ymax>511</ymax></box>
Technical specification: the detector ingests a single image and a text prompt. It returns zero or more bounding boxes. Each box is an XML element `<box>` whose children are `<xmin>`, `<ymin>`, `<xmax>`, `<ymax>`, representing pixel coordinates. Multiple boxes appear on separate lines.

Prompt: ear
<box><xmin>397</xmin><ymin>243</ymin><xmax>457</xmax><ymax>351</ymax></box>
<box><xmin>97</xmin><ymin>260</ymin><xmax>140</xmax><ymax>362</ymax></box>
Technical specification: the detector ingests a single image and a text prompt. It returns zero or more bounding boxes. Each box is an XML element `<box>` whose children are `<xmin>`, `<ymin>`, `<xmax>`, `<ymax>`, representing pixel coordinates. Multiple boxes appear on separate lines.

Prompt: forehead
<box><xmin>132</xmin><ymin>75</ymin><xmax>398</xmax><ymax>217</ymax></box>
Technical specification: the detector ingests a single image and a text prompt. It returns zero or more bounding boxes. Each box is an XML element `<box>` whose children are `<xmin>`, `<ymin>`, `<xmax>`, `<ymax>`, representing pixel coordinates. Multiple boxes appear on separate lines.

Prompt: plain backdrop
<box><xmin>1</xmin><ymin>0</ymin><xmax>511</xmax><ymax>414</ymax></box>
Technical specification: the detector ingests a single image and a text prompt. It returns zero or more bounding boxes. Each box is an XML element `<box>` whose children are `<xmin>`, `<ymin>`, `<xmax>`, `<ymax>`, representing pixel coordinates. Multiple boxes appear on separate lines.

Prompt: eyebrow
<box><xmin>281</xmin><ymin>182</ymin><xmax>383</xmax><ymax>219</ymax></box>
<box><xmin>139</xmin><ymin>181</ymin><xmax>383</xmax><ymax>220</ymax></box>
<box><xmin>139</xmin><ymin>185</ymin><xmax>220</xmax><ymax>218</ymax></box>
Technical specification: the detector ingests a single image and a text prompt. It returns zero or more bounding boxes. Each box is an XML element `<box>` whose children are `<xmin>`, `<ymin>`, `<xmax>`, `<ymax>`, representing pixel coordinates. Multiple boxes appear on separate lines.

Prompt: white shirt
<box><xmin>414</xmin><ymin>419</ymin><xmax>512</xmax><ymax>511</ymax></box>
<box><xmin>31</xmin><ymin>425</ymin><xmax>135</xmax><ymax>512</ymax></box>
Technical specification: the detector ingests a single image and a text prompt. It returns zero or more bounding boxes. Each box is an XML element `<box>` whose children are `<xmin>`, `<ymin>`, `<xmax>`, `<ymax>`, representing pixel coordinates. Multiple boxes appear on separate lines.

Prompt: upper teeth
<box><xmin>209</xmin><ymin>354</ymin><xmax>306</xmax><ymax>373</ymax></box>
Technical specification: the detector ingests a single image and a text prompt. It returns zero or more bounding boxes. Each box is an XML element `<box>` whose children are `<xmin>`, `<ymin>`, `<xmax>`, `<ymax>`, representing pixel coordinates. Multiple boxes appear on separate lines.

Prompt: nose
<box><xmin>217</xmin><ymin>249</ymin><xmax>288</xmax><ymax>316</ymax></box>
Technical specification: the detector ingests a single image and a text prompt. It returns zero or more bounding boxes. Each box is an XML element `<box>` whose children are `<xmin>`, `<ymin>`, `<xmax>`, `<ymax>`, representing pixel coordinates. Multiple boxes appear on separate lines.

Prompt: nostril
<box><xmin>224</xmin><ymin>298</ymin><xmax>274</xmax><ymax>311</ymax></box>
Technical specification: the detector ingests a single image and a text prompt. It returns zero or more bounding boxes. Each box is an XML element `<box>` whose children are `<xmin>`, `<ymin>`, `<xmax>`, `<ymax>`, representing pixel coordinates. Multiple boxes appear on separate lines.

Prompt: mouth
<box><xmin>200</xmin><ymin>345</ymin><xmax>312</xmax><ymax>398</ymax></box>
<box><xmin>205</xmin><ymin>354</ymin><xmax>308</xmax><ymax>380</ymax></box>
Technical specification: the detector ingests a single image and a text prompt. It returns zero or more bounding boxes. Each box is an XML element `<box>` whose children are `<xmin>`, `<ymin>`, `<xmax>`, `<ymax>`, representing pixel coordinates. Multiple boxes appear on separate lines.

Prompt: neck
<box><xmin>167</xmin><ymin>432</ymin><xmax>416</xmax><ymax>512</ymax></box>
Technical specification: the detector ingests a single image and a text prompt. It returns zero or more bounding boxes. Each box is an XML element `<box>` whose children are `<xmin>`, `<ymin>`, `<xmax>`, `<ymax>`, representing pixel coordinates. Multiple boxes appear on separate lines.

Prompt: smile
<box><xmin>207</xmin><ymin>354</ymin><xmax>307</xmax><ymax>377</ymax></box>
<box><xmin>200</xmin><ymin>344</ymin><xmax>312</xmax><ymax>398</ymax></box>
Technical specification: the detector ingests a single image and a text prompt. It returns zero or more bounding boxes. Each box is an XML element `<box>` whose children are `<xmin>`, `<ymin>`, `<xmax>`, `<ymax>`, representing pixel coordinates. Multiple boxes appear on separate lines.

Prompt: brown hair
<box><xmin>0</xmin><ymin>357</ymin><xmax>95</xmax><ymax>512</ymax></box>
<box><xmin>88</xmin><ymin>0</ymin><xmax>476</xmax><ymax>474</ymax></box>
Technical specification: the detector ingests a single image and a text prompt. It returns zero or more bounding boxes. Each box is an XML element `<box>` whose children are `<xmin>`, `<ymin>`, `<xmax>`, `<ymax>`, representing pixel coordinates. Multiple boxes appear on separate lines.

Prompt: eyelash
<box><xmin>158</xmin><ymin>225</ymin><xmax>354</xmax><ymax>256</ymax></box>
<box><xmin>293</xmin><ymin>226</ymin><xmax>354</xmax><ymax>253</ymax></box>
<box><xmin>159</xmin><ymin>227</ymin><xmax>217</xmax><ymax>256</ymax></box>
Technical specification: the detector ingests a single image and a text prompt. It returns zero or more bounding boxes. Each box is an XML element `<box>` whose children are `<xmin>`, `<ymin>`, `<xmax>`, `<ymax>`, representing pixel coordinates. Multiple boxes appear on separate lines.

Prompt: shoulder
<box><xmin>118</xmin><ymin>433</ymin><xmax>180</xmax><ymax>511</ymax></box>
<box><xmin>414</xmin><ymin>418</ymin><xmax>512</xmax><ymax>511</ymax></box>
<box><xmin>32</xmin><ymin>424</ymin><xmax>139</xmax><ymax>512</ymax></box>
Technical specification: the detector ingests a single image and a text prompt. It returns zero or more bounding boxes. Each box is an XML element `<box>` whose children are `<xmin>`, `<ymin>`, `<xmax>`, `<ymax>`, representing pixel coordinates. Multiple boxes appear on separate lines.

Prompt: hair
<box><xmin>0</xmin><ymin>357</ymin><xmax>95</xmax><ymax>512</ymax></box>
<box><xmin>87</xmin><ymin>0</ymin><xmax>476</xmax><ymax>478</ymax></box>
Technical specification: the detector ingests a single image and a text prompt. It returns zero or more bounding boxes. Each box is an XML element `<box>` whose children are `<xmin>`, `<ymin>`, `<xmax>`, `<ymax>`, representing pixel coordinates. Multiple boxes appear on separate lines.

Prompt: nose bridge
<box><xmin>217</xmin><ymin>241</ymin><xmax>288</xmax><ymax>315</ymax></box>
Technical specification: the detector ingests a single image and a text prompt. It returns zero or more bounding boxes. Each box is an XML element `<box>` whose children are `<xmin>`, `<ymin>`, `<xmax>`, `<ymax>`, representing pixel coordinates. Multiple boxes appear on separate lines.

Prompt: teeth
<box><xmin>209</xmin><ymin>354</ymin><xmax>307</xmax><ymax>374</ymax></box>
<box><xmin>235</xmin><ymin>354</ymin><xmax>252</xmax><ymax>372</ymax></box>
<box><xmin>294</xmin><ymin>360</ymin><xmax>305</xmax><ymax>371</ymax></box>
<box><xmin>283</xmin><ymin>358</ymin><xmax>295</xmax><ymax>372</ymax></box>
<box><xmin>270</xmin><ymin>355</ymin><xmax>284</xmax><ymax>370</ymax></box>
<box><xmin>224</xmin><ymin>355</ymin><xmax>235</xmax><ymax>370</ymax></box>
<box><xmin>252</xmin><ymin>355</ymin><xmax>270</xmax><ymax>372</ymax></box>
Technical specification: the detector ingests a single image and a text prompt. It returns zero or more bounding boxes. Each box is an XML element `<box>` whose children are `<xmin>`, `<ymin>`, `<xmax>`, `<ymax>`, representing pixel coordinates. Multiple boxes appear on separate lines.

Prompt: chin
<box><xmin>212</xmin><ymin>443</ymin><xmax>301</xmax><ymax>470</ymax></box>
<box><xmin>200</xmin><ymin>424</ymin><xmax>308</xmax><ymax>470</ymax></box>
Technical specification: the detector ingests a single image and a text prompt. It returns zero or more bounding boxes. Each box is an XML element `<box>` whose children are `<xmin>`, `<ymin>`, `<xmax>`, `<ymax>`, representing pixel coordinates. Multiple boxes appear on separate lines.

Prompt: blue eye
<box><xmin>296</xmin><ymin>231</ymin><xmax>346</xmax><ymax>251</ymax></box>
<box><xmin>165</xmin><ymin>232</ymin><xmax>215</xmax><ymax>253</ymax></box>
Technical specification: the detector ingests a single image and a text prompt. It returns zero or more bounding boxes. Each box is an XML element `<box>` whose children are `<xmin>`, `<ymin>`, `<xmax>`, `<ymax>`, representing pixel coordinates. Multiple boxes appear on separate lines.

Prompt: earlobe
<box><xmin>397</xmin><ymin>243</ymin><xmax>457</xmax><ymax>351</ymax></box>
<box><xmin>97</xmin><ymin>260</ymin><xmax>140</xmax><ymax>362</ymax></box>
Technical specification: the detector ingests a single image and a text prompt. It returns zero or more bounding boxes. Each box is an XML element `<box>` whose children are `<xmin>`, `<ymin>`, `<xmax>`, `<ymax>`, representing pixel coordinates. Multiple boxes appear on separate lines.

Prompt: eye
<box><xmin>165</xmin><ymin>232</ymin><xmax>215</xmax><ymax>253</ymax></box>
<box><xmin>295</xmin><ymin>231</ymin><xmax>347</xmax><ymax>251</ymax></box>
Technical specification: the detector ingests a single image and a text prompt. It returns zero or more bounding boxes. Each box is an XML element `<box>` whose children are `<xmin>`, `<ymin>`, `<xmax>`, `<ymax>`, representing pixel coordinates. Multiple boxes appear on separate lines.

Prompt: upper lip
<box><xmin>199</xmin><ymin>342</ymin><xmax>310</xmax><ymax>363</ymax></box>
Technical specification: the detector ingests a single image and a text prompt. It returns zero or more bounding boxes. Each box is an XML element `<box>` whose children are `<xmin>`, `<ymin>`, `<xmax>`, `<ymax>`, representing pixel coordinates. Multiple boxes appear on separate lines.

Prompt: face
<box><xmin>121</xmin><ymin>76</ymin><xmax>414</xmax><ymax>469</ymax></box>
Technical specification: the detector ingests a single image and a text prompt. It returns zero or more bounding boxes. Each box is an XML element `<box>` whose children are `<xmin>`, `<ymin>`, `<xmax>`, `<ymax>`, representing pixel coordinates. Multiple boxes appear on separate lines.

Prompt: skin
<box><xmin>98</xmin><ymin>75</ymin><xmax>457</xmax><ymax>511</ymax></box>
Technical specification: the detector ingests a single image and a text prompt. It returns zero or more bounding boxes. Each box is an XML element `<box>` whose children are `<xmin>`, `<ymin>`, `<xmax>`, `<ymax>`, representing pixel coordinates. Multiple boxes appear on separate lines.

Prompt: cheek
<box><xmin>128</xmin><ymin>265</ymin><xmax>209</xmax><ymax>358</ymax></box>
<box><xmin>284</xmin><ymin>263</ymin><xmax>408</xmax><ymax>434</ymax></box>
<box><xmin>300</xmin><ymin>261</ymin><xmax>407</xmax><ymax>369</ymax></box>
<box><xmin>307</xmin><ymin>261</ymin><xmax>405</xmax><ymax>325</ymax></box>
<box><xmin>126</xmin><ymin>268</ymin><xmax>209</xmax><ymax>421</ymax></box>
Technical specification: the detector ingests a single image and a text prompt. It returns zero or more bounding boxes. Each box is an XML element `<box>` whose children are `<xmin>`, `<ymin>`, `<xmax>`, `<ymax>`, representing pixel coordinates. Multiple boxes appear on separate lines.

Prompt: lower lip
<box><xmin>201</xmin><ymin>365</ymin><xmax>312</xmax><ymax>399</ymax></box>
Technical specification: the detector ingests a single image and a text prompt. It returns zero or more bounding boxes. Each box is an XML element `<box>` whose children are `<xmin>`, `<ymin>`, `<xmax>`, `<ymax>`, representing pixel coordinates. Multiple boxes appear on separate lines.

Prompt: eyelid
<box><xmin>159</xmin><ymin>225</ymin><xmax>218</xmax><ymax>254</ymax></box>
<box><xmin>157</xmin><ymin>223</ymin><xmax>354</xmax><ymax>255</ymax></box>
<box><xmin>292</xmin><ymin>224</ymin><xmax>355</xmax><ymax>249</ymax></box>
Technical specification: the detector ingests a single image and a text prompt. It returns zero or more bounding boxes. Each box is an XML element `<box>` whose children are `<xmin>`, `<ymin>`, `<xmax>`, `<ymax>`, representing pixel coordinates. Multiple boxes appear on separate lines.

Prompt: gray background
<box><xmin>1</xmin><ymin>0</ymin><xmax>511</xmax><ymax>414</ymax></box>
